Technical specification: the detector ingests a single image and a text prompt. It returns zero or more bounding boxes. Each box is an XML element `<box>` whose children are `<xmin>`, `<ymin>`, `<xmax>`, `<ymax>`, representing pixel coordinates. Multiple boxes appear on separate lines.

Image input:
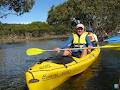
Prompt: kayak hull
<box><xmin>25</xmin><ymin>48</ymin><xmax>100</xmax><ymax>90</ymax></box>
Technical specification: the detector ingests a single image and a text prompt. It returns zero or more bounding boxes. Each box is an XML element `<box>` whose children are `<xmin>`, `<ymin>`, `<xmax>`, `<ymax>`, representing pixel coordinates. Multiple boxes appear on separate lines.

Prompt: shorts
<box><xmin>71</xmin><ymin>50</ymin><xmax>82</xmax><ymax>58</ymax></box>
<box><xmin>71</xmin><ymin>45</ymin><xmax>86</xmax><ymax>57</ymax></box>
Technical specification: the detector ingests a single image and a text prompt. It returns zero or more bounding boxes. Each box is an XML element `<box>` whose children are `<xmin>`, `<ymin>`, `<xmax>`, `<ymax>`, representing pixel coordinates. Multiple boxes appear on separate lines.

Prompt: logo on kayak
<box><xmin>42</xmin><ymin>70</ymin><xmax>71</xmax><ymax>80</ymax></box>
<box><xmin>39</xmin><ymin>64</ymin><xmax>51</xmax><ymax>69</ymax></box>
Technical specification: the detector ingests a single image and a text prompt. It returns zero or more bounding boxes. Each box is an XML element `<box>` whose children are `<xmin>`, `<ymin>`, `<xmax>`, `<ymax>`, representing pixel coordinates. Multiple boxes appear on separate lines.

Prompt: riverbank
<box><xmin>0</xmin><ymin>32</ymin><xmax>113</xmax><ymax>44</ymax></box>
<box><xmin>0</xmin><ymin>35</ymin><xmax>69</xmax><ymax>43</ymax></box>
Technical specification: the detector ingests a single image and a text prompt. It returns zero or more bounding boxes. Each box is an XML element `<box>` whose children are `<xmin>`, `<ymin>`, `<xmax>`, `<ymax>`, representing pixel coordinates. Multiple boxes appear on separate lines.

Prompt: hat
<box><xmin>87</xmin><ymin>27</ymin><xmax>93</xmax><ymax>32</ymax></box>
<box><xmin>76</xmin><ymin>24</ymin><xmax>84</xmax><ymax>29</ymax></box>
<box><xmin>87</xmin><ymin>24</ymin><xmax>93</xmax><ymax>32</ymax></box>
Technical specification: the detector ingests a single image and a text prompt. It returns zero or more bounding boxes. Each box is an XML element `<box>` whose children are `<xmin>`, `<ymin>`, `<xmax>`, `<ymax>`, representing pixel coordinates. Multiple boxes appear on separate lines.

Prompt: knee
<box><xmin>63</xmin><ymin>50</ymin><xmax>71</xmax><ymax>56</ymax></box>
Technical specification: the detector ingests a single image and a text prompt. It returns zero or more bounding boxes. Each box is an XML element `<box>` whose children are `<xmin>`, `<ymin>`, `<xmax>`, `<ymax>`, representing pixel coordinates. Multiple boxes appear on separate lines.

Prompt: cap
<box><xmin>87</xmin><ymin>24</ymin><xmax>93</xmax><ymax>32</ymax></box>
<box><xmin>76</xmin><ymin>24</ymin><xmax>84</xmax><ymax>29</ymax></box>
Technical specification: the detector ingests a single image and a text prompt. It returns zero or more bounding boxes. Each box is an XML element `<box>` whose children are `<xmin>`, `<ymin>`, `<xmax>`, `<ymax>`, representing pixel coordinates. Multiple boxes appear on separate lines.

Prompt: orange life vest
<box><xmin>88</xmin><ymin>33</ymin><xmax>95</xmax><ymax>42</ymax></box>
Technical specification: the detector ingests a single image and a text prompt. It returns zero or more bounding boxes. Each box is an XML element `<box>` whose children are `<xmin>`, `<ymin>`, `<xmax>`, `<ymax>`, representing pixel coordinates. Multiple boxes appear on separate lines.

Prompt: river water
<box><xmin>0</xmin><ymin>39</ymin><xmax>120</xmax><ymax>90</ymax></box>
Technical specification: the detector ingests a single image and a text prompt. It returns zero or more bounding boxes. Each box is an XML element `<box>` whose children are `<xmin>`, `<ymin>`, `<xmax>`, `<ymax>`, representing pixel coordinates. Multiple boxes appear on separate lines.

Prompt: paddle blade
<box><xmin>26</xmin><ymin>48</ymin><xmax>45</xmax><ymax>56</ymax></box>
<box><xmin>102</xmin><ymin>43</ymin><xmax>120</xmax><ymax>49</ymax></box>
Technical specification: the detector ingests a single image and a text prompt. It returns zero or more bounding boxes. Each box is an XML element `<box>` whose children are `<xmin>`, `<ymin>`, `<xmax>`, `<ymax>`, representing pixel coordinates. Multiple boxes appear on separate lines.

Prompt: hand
<box><xmin>53</xmin><ymin>48</ymin><xmax>60</xmax><ymax>53</ymax></box>
<box><xmin>88</xmin><ymin>45</ymin><xmax>93</xmax><ymax>53</ymax></box>
<box><xmin>65</xmin><ymin>48</ymin><xmax>72</xmax><ymax>52</ymax></box>
<box><xmin>88</xmin><ymin>45</ymin><xmax>93</xmax><ymax>49</ymax></box>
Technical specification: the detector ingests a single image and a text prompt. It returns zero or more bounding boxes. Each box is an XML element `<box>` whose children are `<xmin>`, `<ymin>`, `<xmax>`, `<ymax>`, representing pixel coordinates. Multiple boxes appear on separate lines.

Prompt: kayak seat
<box><xmin>42</xmin><ymin>56</ymin><xmax>74</xmax><ymax>64</ymax></box>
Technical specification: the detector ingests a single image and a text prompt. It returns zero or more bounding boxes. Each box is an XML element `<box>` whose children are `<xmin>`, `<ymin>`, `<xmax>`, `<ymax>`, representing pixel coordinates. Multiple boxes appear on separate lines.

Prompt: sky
<box><xmin>0</xmin><ymin>0</ymin><xmax>65</xmax><ymax>24</ymax></box>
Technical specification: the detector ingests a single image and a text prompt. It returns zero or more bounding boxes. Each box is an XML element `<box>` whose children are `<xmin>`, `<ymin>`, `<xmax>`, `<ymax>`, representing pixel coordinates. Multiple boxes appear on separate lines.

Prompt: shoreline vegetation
<box><xmin>0</xmin><ymin>22</ymin><xmax>119</xmax><ymax>44</ymax></box>
<box><xmin>0</xmin><ymin>32</ymin><xmax>113</xmax><ymax>43</ymax></box>
<box><xmin>0</xmin><ymin>34</ymin><xmax>69</xmax><ymax>43</ymax></box>
<box><xmin>0</xmin><ymin>22</ymin><xmax>70</xmax><ymax>43</ymax></box>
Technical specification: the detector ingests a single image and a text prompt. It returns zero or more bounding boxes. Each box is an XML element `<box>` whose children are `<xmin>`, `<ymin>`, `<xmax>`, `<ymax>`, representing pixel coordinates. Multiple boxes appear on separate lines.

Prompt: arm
<box><xmin>60</xmin><ymin>36</ymin><xmax>73</xmax><ymax>49</ymax></box>
<box><xmin>53</xmin><ymin>36</ymin><xmax>73</xmax><ymax>52</ymax></box>
<box><xmin>86</xmin><ymin>35</ymin><xmax>93</xmax><ymax>46</ymax></box>
<box><xmin>86</xmin><ymin>35</ymin><xmax>93</xmax><ymax>53</ymax></box>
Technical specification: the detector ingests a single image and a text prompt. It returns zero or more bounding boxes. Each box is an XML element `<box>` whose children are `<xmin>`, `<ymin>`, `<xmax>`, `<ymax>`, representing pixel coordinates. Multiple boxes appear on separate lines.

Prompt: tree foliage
<box><xmin>47</xmin><ymin>0</ymin><xmax>120</xmax><ymax>33</ymax></box>
<box><xmin>0</xmin><ymin>0</ymin><xmax>35</xmax><ymax>18</ymax></box>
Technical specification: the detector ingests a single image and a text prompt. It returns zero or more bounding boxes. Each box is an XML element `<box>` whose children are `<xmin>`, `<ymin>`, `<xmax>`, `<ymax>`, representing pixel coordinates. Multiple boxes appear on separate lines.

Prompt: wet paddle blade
<box><xmin>102</xmin><ymin>43</ymin><xmax>120</xmax><ymax>49</ymax></box>
<box><xmin>26</xmin><ymin>48</ymin><xmax>45</xmax><ymax>56</ymax></box>
<box><xmin>102</xmin><ymin>43</ymin><xmax>120</xmax><ymax>48</ymax></box>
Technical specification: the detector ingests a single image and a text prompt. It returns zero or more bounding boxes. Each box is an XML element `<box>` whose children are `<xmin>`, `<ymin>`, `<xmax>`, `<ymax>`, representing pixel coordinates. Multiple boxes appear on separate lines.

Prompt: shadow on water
<box><xmin>55</xmin><ymin>55</ymin><xmax>101</xmax><ymax>90</ymax></box>
<box><xmin>94</xmin><ymin>49</ymin><xmax>120</xmax><ymax>90</ymax></box>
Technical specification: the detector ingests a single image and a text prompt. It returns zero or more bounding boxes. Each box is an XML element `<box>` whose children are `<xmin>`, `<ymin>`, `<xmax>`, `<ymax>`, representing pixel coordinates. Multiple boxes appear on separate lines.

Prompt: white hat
<box><xmin>76</xmin><ymin>24</ymin><xmax>84</xmax><ymax>29</ymax></box>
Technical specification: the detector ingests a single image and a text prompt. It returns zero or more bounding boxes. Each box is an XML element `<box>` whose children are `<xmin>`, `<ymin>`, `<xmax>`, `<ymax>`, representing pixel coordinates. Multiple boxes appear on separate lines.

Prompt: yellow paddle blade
<box><xmin>26</xmin><ymin>48</ymin><xmax>45</xmax><ymax>56</ymax></box>
<box><xmin>102</xmin><ymin>43</ymin><xmax>120</xmax><ymax>49</ymax></box>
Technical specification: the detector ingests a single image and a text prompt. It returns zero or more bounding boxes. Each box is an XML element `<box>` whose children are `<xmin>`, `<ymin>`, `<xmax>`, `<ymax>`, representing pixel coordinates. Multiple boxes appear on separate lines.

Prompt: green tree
<box><xmin>0</xmin><ymin>0</ymin><xmax>35</xmax><ymax>18</ymax></box>
<box><xmin>47</xmin><ymin>0</ymin><xmax>120</xmax><ymax>33</ymax></box>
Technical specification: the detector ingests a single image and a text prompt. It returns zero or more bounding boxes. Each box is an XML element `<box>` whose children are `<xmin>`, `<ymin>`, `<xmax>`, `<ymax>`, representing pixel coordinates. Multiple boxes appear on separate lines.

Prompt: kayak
<box><xmin>25</xmin><ymin>48</ymin><xmax>100</xmax><ymax>90</ymax></box>
<box><xmin>104</xmin><ymin>35</ymin><xmax>120</xmax><ymax>43</ymax></box>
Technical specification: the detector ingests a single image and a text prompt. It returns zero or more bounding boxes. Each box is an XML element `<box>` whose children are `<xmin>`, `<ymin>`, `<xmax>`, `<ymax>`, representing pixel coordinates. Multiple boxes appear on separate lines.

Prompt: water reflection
<box><xmin>0</xmin><ymin>39</ymin><xmax>64</xmax><ymax>90</ymax></box>
<box><xmin>0</xmin><ymin>49</ymin><xmax>6</xmax><ymax>75</ymax></box>
<box><xmin>55</xmin><ymin>56</ymin><xmax>101</xmax><ymax>90</ymax></box>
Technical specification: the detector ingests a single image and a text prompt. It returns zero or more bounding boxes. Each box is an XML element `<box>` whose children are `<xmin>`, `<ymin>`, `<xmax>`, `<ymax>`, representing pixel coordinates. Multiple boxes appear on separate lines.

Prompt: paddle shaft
<box><xmin>43</xmin><ymin>45</ymin><xmax>120</xmax><ymax>52</ymax></box>
<box><xmin>44</xmin><ymin>47</ymin><xmax>100</xmax><ymax>52</ymax></box>
<box><xmin>26</xmin><ymin>44</ymin><xmax>120</xmax><ymax>56</ymax></box>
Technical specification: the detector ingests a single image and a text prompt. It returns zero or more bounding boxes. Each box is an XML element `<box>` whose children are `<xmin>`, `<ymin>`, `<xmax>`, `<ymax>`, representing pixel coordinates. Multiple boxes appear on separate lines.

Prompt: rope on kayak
<box><xmin>28</xmin><ymin>71</ymin><xmax>39</xmax><ymax>83</ymax></box>
<box><xmin>63</xmin><ymin>64</ymin><xmax>67</xmax><ymax>68</ymax></box>
<box><xmin>72</xmin><ymin>59</ymin><xmax>78</xmax><ymax>63</ymax></box>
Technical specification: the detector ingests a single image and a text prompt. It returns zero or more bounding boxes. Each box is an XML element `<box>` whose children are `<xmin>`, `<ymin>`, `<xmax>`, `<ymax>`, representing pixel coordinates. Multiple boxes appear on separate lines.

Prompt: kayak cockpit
<box><xmin>28</xmin><ymin>56</ymin><xmax>77</xmax><ymax>72</ymax></box>
<box><xmin>39</xmin><ymin>56</ymin><xmax>75</xmax><ymax>64</ymax></box>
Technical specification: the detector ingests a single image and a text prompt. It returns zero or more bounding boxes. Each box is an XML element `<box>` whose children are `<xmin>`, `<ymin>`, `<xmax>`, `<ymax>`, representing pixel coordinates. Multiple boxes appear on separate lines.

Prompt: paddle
<box><xmin>26</xmin><ymin>44</ymin><xmax>120</xmax><ymax>56</ymax></box>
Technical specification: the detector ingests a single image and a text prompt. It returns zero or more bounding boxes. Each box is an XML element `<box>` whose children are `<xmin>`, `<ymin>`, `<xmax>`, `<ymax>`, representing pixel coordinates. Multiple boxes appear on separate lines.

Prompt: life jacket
<box><xmin>88</xmin><ymin>33</ymin><xmax>95</xmax><ymax>42</ymax></box>
<box><xmin>72</xmin><ymin>32</ymin><xmax>88</xmax><ymax>48</ymax></box>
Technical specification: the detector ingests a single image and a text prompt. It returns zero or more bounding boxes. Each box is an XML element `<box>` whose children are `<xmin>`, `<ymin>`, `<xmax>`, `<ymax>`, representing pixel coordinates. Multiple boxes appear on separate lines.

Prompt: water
<box><xmin>0</xmin><ymin>39</ymin><xmax>120</xmax><ymax>90</ymax></box>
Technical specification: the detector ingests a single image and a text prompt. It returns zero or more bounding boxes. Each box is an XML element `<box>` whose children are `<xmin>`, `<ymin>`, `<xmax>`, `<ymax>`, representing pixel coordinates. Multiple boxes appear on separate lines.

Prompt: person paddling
<box><xmin>53</xmin><ymin>23</ymin><xmax>93</xmax><ymax>58</ymax></box>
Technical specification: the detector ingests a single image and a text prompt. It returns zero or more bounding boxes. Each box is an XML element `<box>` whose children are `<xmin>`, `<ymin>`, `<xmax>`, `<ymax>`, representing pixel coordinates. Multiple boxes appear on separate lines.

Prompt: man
<box><xmin>54</xmin><ymin>24</ymin><xmax>93</xmax><ymax>58</ymax></box>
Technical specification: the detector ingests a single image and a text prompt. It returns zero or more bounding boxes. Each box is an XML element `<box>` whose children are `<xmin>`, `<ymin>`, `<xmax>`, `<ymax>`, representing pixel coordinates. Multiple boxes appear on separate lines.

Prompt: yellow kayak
<box><xmin>25</xmin><ymin>48</ymin><xmax>100</xmax><ymax>90</ymax></box>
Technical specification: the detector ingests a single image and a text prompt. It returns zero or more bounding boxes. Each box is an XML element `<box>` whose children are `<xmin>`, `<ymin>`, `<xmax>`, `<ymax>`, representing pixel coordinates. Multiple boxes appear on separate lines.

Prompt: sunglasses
<box><xmin>76</xmin><ymin>27</ymin><xmax>83</xmax><ymax>31</ymax></box>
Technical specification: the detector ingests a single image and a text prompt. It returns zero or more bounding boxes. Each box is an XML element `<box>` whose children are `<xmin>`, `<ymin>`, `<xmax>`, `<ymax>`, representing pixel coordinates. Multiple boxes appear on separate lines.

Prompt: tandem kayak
<box><xmin>25</xmin><ymin>48</ymin><xmax>100</xmax><ymax>90</ymax></box>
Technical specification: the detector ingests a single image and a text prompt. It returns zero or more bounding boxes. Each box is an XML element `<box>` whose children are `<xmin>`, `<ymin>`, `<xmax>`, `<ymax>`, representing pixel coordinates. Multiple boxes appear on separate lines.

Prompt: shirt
<box><xmin>93</xmin><ymin>34</ymin><xmax>98</xmax><ymax>42</ymax></box>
